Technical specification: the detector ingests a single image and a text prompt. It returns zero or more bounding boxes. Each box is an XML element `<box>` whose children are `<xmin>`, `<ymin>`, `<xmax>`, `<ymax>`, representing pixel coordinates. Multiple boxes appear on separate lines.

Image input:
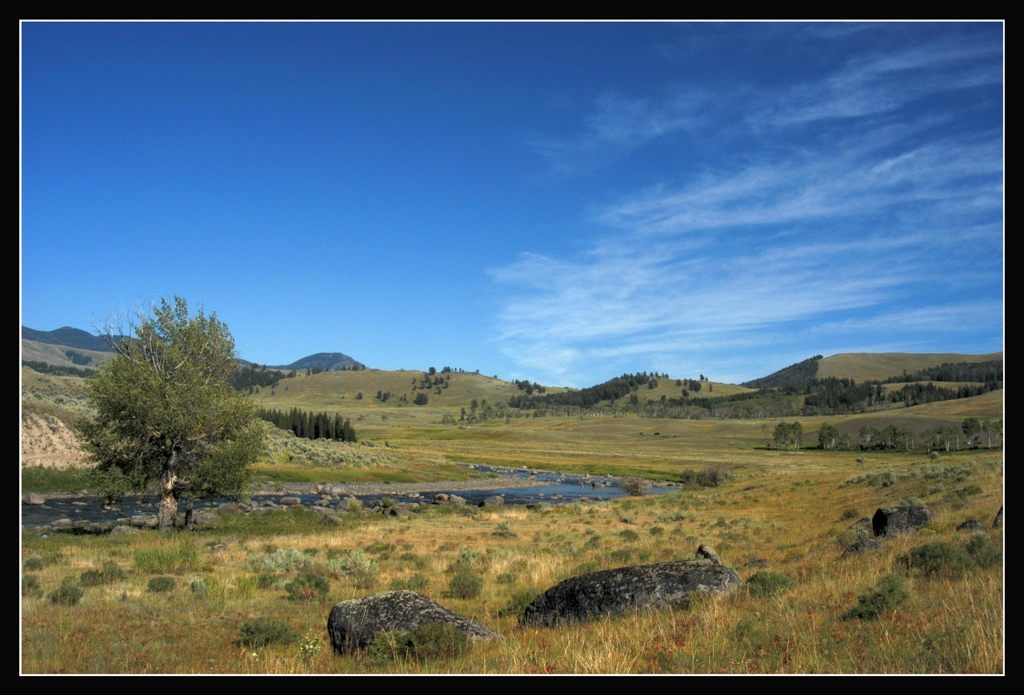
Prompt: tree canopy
<box><xmin>80</xmin><ymin>297</ymin><xmax>265</xmax><ymax>531</ymax></box>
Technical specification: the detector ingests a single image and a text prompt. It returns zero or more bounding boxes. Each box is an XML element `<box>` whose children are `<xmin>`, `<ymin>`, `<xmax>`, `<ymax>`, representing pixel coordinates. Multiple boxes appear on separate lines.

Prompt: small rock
<box><xmin>492</xmin><ymin>530</ymin><xmax>519</xmax><ymax>538</ymax></box>
<box><xmin>956</xmin><ymin>519</ymin><xmax>981</xmax><ymax>532</ymax></box>
<box><xmin>130</xmin><ymin>514</ymin><xmax>159</xmax><ymax>528</ymax></box>
<box><xmin>993</xmin><ymin>506</ymin><xmax>1003</xmax><ymax>529</ymax></box>
<box><xmin>480</xmin><ymin>496</ymin><xmax>505</xmax><ymax>508</ymax></box>
<box><xmin>217</xmin><ymin>503</ymin><xmax>239</xmax><ymax>515</ymax></box>
<box><xmin>52</xmin><ymin>518</ymin><xmax>72</xmax><ymax>528</ymax></box>
<box><xmin>744</xmin><ymin>559</ymin><xmax>770</xmax><ymax>569</ymax></box>
<box><xmin>279</xmin><ymin>496</ymin><xmax>302</xmax><ymax>506</ymax></box>
<box><xmin>696</xmin><ymin>544</ymin><xmax>721</xmax><ymax>565</ymax></box>
<box><xmin>210</xmin><ymin>543</ymin><xmax>227</xmax><ymax>553</ymax></box>
<box><xmin>23</xmin><ymin>492</ymin><xmax>46</xmax><ymax>505</ymax></box>
<box><xmin>327</xmin><ymin>591</ymin><xmax>502</xmax><ymax>653</ymax></box>
<box><xmin>192</xmin><ymin>512</ymin><xmax>220</xmax><ymax>526</ymax></box>
<box><xmin>842</xmin><ymin>538</ymin><xmax>882</xmax><ymax>556</ymax></box>
<box><xmin>109</xmin><ymin>525</ymin><xmax>140</xmax><ymax>536</ymax></box>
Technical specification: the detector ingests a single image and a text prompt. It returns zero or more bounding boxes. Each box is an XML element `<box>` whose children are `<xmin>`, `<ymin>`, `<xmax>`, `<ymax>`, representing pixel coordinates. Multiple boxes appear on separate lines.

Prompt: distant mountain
<box><xmin>272</xmin><ymin>352</ymin><xmax>365</xmax><ymax>372</ymax></box>
<box><xmin>22</xmin><ymin>326</ymin><xmax>117</xmax><ymax>352</ymax></box>
<box><xmin>742</xmin><ymin>355</ymin><xmax>823</xmax><ymax>389</ymax></box>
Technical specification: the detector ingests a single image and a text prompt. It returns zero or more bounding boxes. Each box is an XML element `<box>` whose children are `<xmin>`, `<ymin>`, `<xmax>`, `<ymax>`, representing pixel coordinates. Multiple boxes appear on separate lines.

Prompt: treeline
<box><xmin>508</xmin><ymin>372</ymin><xmax>668</xmax><ymax>410</ymax></box>
<box><xmin>814</xmin><ymin>417</ymin><xmax>1003</xmax><ymax>453</ymax></box>
<box><xmin>879</xmin><ymin>360</ymin><xmax>1003</xmax><ymax>385</ymax></box>
<box><xmin>259</xmin><ymin>407</ymin><xmax>357</xmax><ymax>442</ymax></box>
<box><xmin>741</xmin><ymin>356</ymin><xmax>822</xmax><ymax>389</ymax></box>
<box><xmin>231</xmin><ymin>364</ymin><xmax>294</xmax><ymax>392</ymax></box>
<box><xmin>22</xmin><ymin>360</ymin><xmax>96</xmax><ymax>378</ymax></box>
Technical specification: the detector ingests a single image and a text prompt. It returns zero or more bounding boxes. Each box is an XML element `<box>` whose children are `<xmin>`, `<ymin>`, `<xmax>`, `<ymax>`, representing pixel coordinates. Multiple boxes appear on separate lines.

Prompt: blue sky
<box><xmin>21</xmin><ymin>22</ymin><xmax>1003</xmax><ymax>386</ymax></box>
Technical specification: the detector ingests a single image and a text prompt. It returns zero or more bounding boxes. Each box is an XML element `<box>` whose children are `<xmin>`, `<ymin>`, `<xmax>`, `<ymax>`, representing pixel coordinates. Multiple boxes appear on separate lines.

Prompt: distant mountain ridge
<box><xmin>22</xmin><ymin>326</ymin><xmax>117</xmax><ymax>352</ymax></box>
<box><xmin>270</xmin><ymin>352</ymin><xmax>365</xmax><ymax>372</ymax></box>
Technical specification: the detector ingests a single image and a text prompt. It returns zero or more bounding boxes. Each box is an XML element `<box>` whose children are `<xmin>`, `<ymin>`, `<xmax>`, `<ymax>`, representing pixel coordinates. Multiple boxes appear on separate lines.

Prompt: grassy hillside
<box><xmin>816</xmin><ymin>352</ymin><xmax>1003</xmax><ymax>383</ymax></box>
<box><xmin>21</xmin><ymin>339</ymin><xmax>113</xmax><ymax>371</ymax></box>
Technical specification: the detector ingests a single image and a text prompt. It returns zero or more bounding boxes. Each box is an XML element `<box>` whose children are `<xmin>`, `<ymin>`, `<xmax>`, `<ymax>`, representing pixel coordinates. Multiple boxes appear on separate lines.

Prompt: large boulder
<box><xmin>872</xmin><ymin>506</ymin><xmax>934</xmax><ymax>537</ymax></box>
<box><xmin>479</xmin><ymin>496</ymin><xmax>504</xmax><ymax>508</ymax></box>
<box><xmin>993</xmin><ymin>506</ymin><xmax>1003</xmax><ymax>529</ymax></box>
<box><xmin>23</xmin><ymin>492</ymin><xmax>46</xmax><ymax>505</ymax></box>
<box><xmin>522</xmin><ymin>552</ymin><xmax>742</xmax><ymax>627</ymax></box>
<box><xmin>326</xmin><ymin>591</ymin><xmax>502</xmax><ymax>654</ymax></box>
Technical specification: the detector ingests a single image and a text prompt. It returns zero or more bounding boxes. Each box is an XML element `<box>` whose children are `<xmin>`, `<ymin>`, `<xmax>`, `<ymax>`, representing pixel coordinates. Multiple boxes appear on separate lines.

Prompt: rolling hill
<box><xmin>815</xmin><ymin>352</ymin><xmax>1003</xmax><ymax>383</ymax></box>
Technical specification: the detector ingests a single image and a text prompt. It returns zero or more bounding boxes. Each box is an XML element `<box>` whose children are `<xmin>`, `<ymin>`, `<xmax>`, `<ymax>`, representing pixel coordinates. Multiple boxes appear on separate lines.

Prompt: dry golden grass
<box><xmin>22</xmin><ymin>445</ymin><xmax>1003</xmax><ymax>674</ymax></box>
<box><xmin>816</xmin><ymin>352</ymin><xmax>1002</xmax><ymax>383</ymax></box>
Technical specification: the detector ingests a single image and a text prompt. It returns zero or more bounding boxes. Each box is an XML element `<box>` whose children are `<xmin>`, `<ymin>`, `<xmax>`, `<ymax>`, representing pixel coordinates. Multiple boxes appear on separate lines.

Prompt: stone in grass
<box><xmin>872</xmin><ymin>506</ymin><xmax>934</xmax><ymax>537</ymax></box>
<box><xmin>842</xmin><ymin>538</ymin><xmax>882</xmax><ymax>557</ymax></box>
<box><xmin>109</xmin><ymin>525</ymin><xmax>140</xmax><ymax>537</ymax></box>
<box><xmin>993</xmin><ymin>506</ymin><xmax>1003</xmax><ymax>530</ymax></box>
<box><xmin>479</xmin><ymin>496</ymin><xmax>504</xmax><ymax>508</ymax></box>
<box><xmin>522</xmin><ymin>548</ymin><xmax>742</xmax><ymax>627</ymax></box>
<box><xmin>956</xmin><ymin>519</ymin><xmax>981</xmax><ymax>532</ymax></box>
<box><xmin>327</xmin><ymin>591</ymin><xmax>502</xmax><ymax>654</ymax></box>
<box><xmin>492</xmin><ymin>530</ymin><xmax>519</xmax><ymax>539</ymax></box>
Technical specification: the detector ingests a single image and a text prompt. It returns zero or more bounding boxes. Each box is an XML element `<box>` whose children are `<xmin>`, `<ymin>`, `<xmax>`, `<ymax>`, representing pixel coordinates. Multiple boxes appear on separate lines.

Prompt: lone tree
<box><xmin>80</xmin><ymin>297</ymin><xmax>265</xmax><ymax>531</ymax></box>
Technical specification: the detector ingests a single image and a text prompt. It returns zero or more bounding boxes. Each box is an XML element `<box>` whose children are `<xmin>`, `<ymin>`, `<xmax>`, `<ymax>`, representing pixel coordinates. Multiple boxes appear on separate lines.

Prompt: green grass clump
<box><xmin>80</xmin><ymin>561</ymin><xmax>126</xmax><ymax>586</ymax></box>
<box><xmin>745</xmin><ymin>571</ymin><xmax>793</xmax><ymax>598</ymax></box>
<box><xmin>844</xmin><ymin>575</ymin><xmax>909</xmax><ymax>620</ymax></box>
<box><xmin>236</xmin><ymin>617</ymin><xmax>296</xmax><ymax>648</ymax></box>
<box><xmin>840</xmin><ymin>508</ymin><xmax>860</xmax><ymax>521</ymax></box>
<box><xmin>963</xmin><ymin>532</ymin><xmax>1001</xmax><ymax>568</ymax></box>
<box><xmin>496</xmin><ymin>572</ymin><xmax>518</xmax><ymax>584</ymax></box>
<box><xmin>133</xmin><ymin>542</ymin><xmax>199</xmax><ymax>574</ymax></box>
<box><xmin>24</xmin><ymin>554</ymin><xmax>44</xmax><ymax>571</ymax></box>
<box><xmin>499</xmin><ymin>589</ymin><xmax>538</xmax><ymax>620</ymax></box>
<box><xmin>368</xmin><ymin>622</ymin><xmax>469</xmax><ymax>662</ymax></box>
<box><xmin>899</xmin><ymin>541</ymin><xmax>973</xmax><ymax>577</ymax></box>
<box><xmin>147</xmin><ymin>576</ymin><xmax>176</xmax><ymax>593</ymax></box>
<box><xmin>620</xmin><ymin>529</ymin><xmax>639</xmax><ymax>541</ymax></box>
<box><xmin>23</xmin><ymin>575</ymin><xmax>41</xmax><ymax>597</ymax></box>
<box><xmin>48</xmin><ymin>578</ymin><xmax>84</xmax><ymax>605</ymax></box>
<box><xmin>445</xmin><ymin>572</ymin><xmax>482</xmax><ymax>599</ymax></box>
<box><xmin>189</xmin><ymin>578</ymin><xmax>209</xmax><ymax>597</ymax></box>
<box><xmin>390</xmin><ymin>574</ymin><xmax>430</xmax><ymax>591</ymax></box>
<box><xmin>285</xmin><ymin>573</ymin><xmax>330</xmax><ymax>601</ymax></box>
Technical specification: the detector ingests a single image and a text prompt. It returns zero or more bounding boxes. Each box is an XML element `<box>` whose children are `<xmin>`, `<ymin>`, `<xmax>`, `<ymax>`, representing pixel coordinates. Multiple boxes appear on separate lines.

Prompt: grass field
<box><xmin>21</xmin><ymin>446</ymin><xmax>1003</xmax><ymax>673</ymax></box>
<box><xmin>21</xmin><ymin>356</ymin><xmax>1004</xmax><ymax>673</ymax></box>
<box><xmin>816</xmin><ymin>352</ymin><xmax>1002</xmax><ymax>383</ymax></box>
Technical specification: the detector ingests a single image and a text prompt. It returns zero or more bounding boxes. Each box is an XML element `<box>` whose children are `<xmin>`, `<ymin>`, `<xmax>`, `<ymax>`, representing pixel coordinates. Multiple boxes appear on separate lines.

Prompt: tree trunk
<box><xmin>157</xmin><ymin>456</ymin><xmax>178</xmax><ymax>532</ymax></box>
<box><xmin>184</xmin><ymin>498</ymin><xmax>194</xmax><ymax>531</ymax></box>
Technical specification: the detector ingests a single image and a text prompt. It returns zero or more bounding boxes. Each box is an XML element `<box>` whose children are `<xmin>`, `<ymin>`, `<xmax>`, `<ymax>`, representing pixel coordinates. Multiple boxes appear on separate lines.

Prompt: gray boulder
<box><xmin>492</xmin><ymin>530</ymin><xmax>519</xmax><ymax>539</ymax></box>
<box><xmin>23</xmin><ymin>492</ymin><xmax>46</xmax><ymax>505</ymax></box>
<box><xmin>744</xmin><ymin>559</ymin><xmax>770</xmax><ymax>569</ymax></box>
<box><xmin>522</xmin><ymin>554</ymin><xmax>742</xmax><ymax>627</ymax></box>
<box><xmin>842</xmin><ymin>538</ymin><xmax>882</xmax><ymax>556</ymax></box>
<box><xmin>872</xmin><ymin>506</ymin><xmax>934</xmax><ymax>537</ymax></box>
<box><xmin>448</xmin><ymin>494</ymin><xmax>467</xmax><ymax>506</ymax></box>
<box><xmin>192</xmin><ymin>512</ymin><xmax>220</xmax><ymax>526</ymax></box>
<box><xmin>130</xmin><ymin>514</ymin><xmax>159</xmax><ymax>528</ymax></box>
<box><xmin>993</xmin><ymin>506</ymin><xmax>1003</xmax><ymax>529</ymax></box>
<box><xmin>956</xmin><ymin>519</ymin><xmax>981</xmax><ymax>532</ymax></box>
<box><xmin>109</xmin><ymin>524</ymin><xmax>140</xmax><ymax>536</ymax></box>
<box><xmin>696</xmin><ymin>544</ymin><xmax>721</xmax><ymax>564</ymax></box>
<box><xmin>326</xmin><ymin>591</ymin><xmax>502</xmax><ymax>654</ymax></box>
<box><xmin>279</xmin><ymin>496</ymin><xmax>303</xmax><ymax>506</ymax></box>
<box><xmin>479</xmin><ymin>496</ymin><xmax>504</xmax><ymax>508</ymax></box>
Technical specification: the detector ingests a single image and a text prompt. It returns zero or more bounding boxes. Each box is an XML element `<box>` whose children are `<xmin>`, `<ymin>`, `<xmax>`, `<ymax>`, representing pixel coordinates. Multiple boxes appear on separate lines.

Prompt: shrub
<box><xmin>329</xmin><ymin>550</ymin><xmax>380</xmax><ymax>578</ymax></box>
<box><xmin>79</xmin><ymin>569</ymin><xmax>106</xmax><ymax>587</ymax></box>
<box><xmin>622</xmin><ymin>477</ymin><xmax>647</xmax><ymax>497</ymax></box>
<box><xmin>246</xmin><ymin>547</ymin><xmax>307</xmax><ymax>574</ymax></box>
<box><xmin>496</xmin><ymin>572</ymin><xmax>518</xmax><ymax>584</ymax></box>
<box><xmin>23</xmin><ymin>575</ymin><xmax>41</xmax><ymax>597</ymax></box>
<box><xmin>365</xmin><ymin>542</ymin><xmax>396</xmax><ymax>555</ymax></box>
<box><xmin>899</xmin><ymin>541</ymin><xmax>972</xmax><ymax>577</ymax></box>
<box><xmin>369</xmin><ymin>622</ymin><xmax>469</xmax><ymax>662</ymax></box>
<box><xmin>840</xmin><ymin>508</ymin><xmax>860</xmax><ymax>521</ymax></box>
<box><xmin>285</xmin><ymin>572</ymin><xmax>330</xmax><ymax>601</ymax></box>
<box><xmin>964</xmin><ymin>533</ymin><xmax>1001</xmax><ymax>569</ymax></box>
<box><xmin>380</xmin><ymin>497</ymin><xmax>396</xmax><ymax>508</ymax></box>
<box><xmin>844</xmin><ymin>575</ymin><xmax>909</xmax><ymax>620</ymax></box>
<box><xmin>257</xmin><ymin>574</ymin><xmax>279</xmax><ymax>589</ymax></box>
<box><xmin>446</xmin><ymin>572</ymin><xmax>482</xmax><ymax>599</ymax></box>
<box><xmin>610</xmin><ymin>549</ymin><xmax>633</xmax><ymax>563</ymax></box>
<box><xmin>649</xmin><ymin>526</ymin><xmax>665</xmax><ymax>536</ymax></box>
<box><xmin>746</xmin><ymin>571</ymin><xmax>792</xmax><ymax>598</ymax></box>
<box><xmin>147</xmin><ymin>576</ymin><xmax>176</xmax><ymax>593</ymax></box>
<box><xmin>620</xmin><ymin>529</ymin><xmax>639</xmax><ymax>541</ymax></box>
<box><xmin>499</xmin><ymin>589</ymin><xmax>539</xmax><ymax>619</ymax></box>
<box><xmin>391</xmin><ymin>574</ymin><xmax>430</xmax><ymax>591</ymax></box>
<box><xmin>190</xmin><ymin>578</ymin><xmax>209</xmax><ymax>597</ymax></box>
<box><xmin>620</xmin><ymin>516</ymin><xmax>637</xmax><ymax>525</ymax></box>
<box><xmin>24</xmin><ymin>554</ymin><xmax>44</xmax><ymax>571</ymax></box>
<box><xmin>48</xmin><ymin>578</ymin><xmax>84</xmax><ymax>605</ymax></box>
<box><xmin>236</xmin><ymin>617</ymin><xmax>296</xmax><ymax>648</ymax></box>
<box><xmin>101</xmin><ymin>561</ymin><xmax>126</xmax><ymax>582</ymax></box>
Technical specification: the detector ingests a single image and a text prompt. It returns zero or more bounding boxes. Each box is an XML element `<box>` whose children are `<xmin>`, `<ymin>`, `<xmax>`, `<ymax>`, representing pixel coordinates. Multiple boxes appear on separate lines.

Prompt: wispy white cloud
<box><xmin>494</xmin><ymin>32</ymin><xmax>1002</xmax><ymax>386</ymax></box>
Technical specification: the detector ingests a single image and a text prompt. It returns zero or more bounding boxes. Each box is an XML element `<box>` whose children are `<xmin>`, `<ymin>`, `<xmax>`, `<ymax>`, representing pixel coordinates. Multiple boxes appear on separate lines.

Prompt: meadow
<box><xmin>21</xmin><ymin>356</ymin><xmax>1003</xmax><ymax>673</ymax></box>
